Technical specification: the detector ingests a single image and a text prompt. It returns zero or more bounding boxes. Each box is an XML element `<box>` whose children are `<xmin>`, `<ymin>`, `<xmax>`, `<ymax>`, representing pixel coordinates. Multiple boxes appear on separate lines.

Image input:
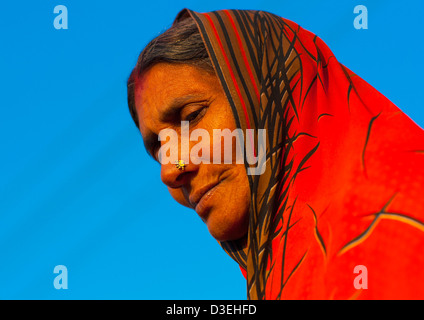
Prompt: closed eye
<box><xmin>185</xmin><ymin>109</ymin><xmax>202</xmax><ymax>122</ymax></box>
<box><xmin>182</xmin><ymin>105</ymin><xmax>207</xmax><ymax>125</ymax></box>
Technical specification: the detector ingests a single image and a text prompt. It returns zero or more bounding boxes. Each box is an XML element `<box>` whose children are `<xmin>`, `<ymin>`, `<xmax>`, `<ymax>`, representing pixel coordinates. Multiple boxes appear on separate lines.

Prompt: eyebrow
<box><xmin>142</xmin><ymin>94</ymin><xmax>205</xmax><ymax>160</ymax></box>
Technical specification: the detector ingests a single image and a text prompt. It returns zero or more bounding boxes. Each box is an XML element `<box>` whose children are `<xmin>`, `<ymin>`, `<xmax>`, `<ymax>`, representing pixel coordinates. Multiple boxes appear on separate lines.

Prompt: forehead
<box><xmin>134</xmin><ymin>63</ymin><xmax>217</xmax><ymax>135</ymax></box>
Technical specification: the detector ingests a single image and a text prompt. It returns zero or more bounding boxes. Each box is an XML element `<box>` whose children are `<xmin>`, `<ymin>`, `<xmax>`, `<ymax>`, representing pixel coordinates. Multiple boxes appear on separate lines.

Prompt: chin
<box><xmin>206</xmin><ymin>212</ymin><xmax>249</xmax><ymax>242</ymax></box>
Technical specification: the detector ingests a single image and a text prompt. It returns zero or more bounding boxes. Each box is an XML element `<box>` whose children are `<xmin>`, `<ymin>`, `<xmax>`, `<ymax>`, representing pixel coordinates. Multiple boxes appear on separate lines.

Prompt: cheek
<box><xmin>207</xmin><ymin>165</ymin><xmax>250</xmax><ymax>241</ymax></box>
<box><xmin>203</xmin><ymin>103</ymin><xmax>239</xmax><ymax>158</ymax></box>
<box><xmin>217</xmin><ymin>105</ymin><xmax>237</xmax><ymax>129</ymax></box>
<box><xmin>168</xmin><ymin>187</ymin><xmax>191</xmax><ymax>208</ymax></box>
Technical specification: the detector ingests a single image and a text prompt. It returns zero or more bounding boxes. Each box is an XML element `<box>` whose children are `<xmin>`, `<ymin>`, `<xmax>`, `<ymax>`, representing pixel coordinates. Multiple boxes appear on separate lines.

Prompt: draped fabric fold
<box><xmin>174</xmin><ymin>9</ymin><xmax>424</xmax><ymax>299</ymax></box>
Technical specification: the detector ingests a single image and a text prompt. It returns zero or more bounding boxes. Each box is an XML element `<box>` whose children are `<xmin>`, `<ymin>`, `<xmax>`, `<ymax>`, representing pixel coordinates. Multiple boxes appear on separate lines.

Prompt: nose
<box><xmin>160</xmin><ymin>160</ymin><xmax>197</xmax><ymax>188</ymax></box>
<box><xmin>158</xmin><ymin>127</ymin><xmax>201</xmax><ymax>189</ymax></box>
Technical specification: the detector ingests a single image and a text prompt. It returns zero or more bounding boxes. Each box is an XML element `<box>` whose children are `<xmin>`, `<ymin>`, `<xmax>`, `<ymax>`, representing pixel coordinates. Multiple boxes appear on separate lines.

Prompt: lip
<box><xmin>190</xmin><ymin>180</ymin><xmax>222</xmax><ymax>217</ymax></box>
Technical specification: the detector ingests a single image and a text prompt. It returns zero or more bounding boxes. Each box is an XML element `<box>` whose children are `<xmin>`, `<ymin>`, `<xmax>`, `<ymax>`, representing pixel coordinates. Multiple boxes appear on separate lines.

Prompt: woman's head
<box><xmin>127</xmin><ymin>17</ymin><xmax>250</xmax><ymax>241</ymax></box>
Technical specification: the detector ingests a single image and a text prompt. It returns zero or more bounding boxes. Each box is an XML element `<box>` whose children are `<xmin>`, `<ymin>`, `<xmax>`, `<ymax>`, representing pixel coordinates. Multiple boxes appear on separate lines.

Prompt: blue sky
<box><xmin>0</xmin><ymin>0</ymin><xmax>422</xmax><ymax>299</ymax></box>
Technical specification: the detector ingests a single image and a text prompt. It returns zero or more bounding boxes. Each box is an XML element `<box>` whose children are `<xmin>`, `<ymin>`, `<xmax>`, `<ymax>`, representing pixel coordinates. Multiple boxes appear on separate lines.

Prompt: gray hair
<box><xmin>127</xmin><ymin>17</ymin><xmax>214</xmax><ymax>128</ymax></box>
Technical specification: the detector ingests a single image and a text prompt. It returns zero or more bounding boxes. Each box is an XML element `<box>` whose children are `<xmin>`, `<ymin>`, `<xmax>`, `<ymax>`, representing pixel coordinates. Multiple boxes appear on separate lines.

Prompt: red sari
<box><xmin>175</xmin><ymin>8</ymin><xmax>424</xmax><ymax>299</ymax></box>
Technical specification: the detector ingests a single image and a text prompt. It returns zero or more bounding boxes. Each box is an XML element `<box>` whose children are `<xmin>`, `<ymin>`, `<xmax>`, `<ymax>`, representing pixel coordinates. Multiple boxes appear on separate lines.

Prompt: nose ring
<box><xmin>175</xmin><ymin>160</ymin><xmax>186</xmax><ymax>171</ymax></box>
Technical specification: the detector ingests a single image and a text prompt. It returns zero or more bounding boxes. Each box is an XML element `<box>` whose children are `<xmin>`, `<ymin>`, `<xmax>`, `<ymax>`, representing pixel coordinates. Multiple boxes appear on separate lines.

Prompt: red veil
<box><xmin>174</xmin><ymin>9</ymin><xmax>424</xmax><ymax>299</ymax></box>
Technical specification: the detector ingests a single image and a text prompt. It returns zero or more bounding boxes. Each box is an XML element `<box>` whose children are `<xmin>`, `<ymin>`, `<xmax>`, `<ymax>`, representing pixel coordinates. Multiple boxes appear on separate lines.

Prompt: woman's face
<box><xmin>134</xmin><ymin>63</ymin><xmax>250</xmax><ymax>241</ymax></box>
